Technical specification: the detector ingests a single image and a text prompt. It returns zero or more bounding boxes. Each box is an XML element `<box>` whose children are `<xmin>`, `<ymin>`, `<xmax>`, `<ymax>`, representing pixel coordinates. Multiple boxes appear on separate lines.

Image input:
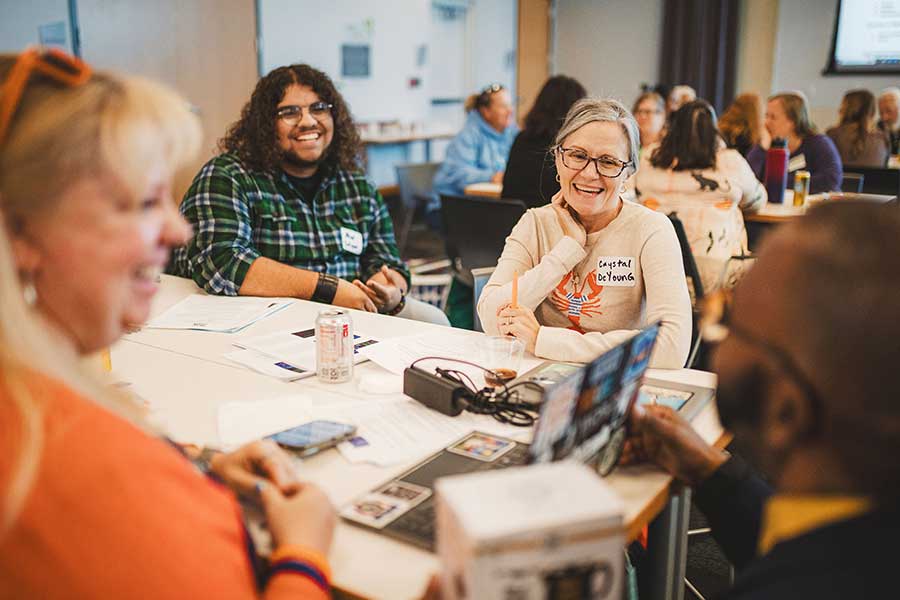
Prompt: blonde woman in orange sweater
<box><xmin>0</xmin><ymin>50</ymin><xmax>335</xmax><ymax>599</ymax></box>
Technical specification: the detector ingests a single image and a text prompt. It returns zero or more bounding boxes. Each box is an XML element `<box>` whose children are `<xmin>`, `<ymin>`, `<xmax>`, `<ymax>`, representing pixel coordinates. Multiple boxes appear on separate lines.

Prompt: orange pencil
<box><xmin>511</xmin><ymin>271</ymin><xmax>518</xmax><ymax>308</ymax></box>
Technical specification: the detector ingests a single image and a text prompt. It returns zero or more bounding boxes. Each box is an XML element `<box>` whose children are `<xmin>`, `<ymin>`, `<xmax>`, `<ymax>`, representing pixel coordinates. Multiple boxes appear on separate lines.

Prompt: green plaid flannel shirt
<box><xmin>169</xmin><ymin>153</ymin><xmax>409</xmax><ymax>295</ymax></box>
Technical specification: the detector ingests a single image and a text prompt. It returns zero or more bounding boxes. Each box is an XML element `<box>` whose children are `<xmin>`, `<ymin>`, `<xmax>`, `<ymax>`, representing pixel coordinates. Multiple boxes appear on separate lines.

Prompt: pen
<box><xmin>511</xmin><ymin>271</ymin><xmax>518</xmax><ymax>308</ymax></box>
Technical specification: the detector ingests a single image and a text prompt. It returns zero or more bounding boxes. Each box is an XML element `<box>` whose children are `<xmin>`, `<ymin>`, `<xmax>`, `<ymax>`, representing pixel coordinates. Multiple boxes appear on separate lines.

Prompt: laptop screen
<box><xmin>528</xmin><ymin>323</ymin><xmax>660</xmax><ymax>474</ymax></box>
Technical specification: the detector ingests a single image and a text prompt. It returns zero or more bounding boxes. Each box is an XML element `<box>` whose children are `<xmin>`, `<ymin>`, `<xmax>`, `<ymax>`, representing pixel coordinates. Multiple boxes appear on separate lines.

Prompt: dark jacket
<box><xmin>501</xmin><ymin>131</ymin><xmax>558</xmax><ymax>208</ymax></box>
<box><xmin>877</xmin><ymin>120</ymin><xmax>900</xmax><ymax>155</ymax></box>
<box><xmin>695</xmin><ymin>455</ymin><xmax>897</xmax><ymax>599</ymax></box>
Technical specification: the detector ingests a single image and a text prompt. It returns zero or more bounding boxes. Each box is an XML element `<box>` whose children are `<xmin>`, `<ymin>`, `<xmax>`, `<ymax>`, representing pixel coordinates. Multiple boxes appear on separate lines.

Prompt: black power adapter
<box><xmin>402</xmin><ymin>366</ymin><xmax>469</xmax><ymax>416</ymax></box>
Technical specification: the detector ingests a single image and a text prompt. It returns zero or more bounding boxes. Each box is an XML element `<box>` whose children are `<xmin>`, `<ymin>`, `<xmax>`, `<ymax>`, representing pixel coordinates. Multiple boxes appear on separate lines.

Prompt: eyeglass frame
<box><xmin>700</xmin><ymin>290</ymin><xmax>825</xmax><ymax>435</ymax></box>
<box><xmin>275</xmin><ymin>101</ymin><xmax>334</xmax><ymax>126</ymax></box>
<box><xmin>554</xmin><ymin>145</ymin><xmax>634</xmax><ymax>179</ymax></box>
<box><xmin>0</xmin><ymin>47</ymin><xmax>92</xmax><ymax>146</ymax></box>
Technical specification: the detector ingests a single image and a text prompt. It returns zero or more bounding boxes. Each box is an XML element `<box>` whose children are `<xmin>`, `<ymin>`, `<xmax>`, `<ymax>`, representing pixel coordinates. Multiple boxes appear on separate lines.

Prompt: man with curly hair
<box><xmin>170</xmin><ymin>64</ymin><xmax>448</xmax><ymax>324</ymax></box>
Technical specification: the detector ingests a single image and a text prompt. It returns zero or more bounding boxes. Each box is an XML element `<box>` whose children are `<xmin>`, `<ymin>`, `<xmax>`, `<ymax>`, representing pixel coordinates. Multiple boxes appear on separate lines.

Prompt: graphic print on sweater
<box><xmin>550</xmin><ymin>270</ymin><xmax>603</xmax><ymax>333</ymax></box>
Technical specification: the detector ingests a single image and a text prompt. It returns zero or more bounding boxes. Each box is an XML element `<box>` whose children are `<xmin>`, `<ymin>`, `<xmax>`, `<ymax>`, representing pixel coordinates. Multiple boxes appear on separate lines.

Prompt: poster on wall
<box><xmin>342</xmin><ymin>44</ymin><xmax>371</xmax><ymax>78</ymax></box>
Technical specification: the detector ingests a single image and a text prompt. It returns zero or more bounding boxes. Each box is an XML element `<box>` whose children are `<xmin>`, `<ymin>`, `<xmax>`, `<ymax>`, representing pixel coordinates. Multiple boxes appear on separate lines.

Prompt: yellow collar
<box><xmin>758</xmin><ymin>494</ymin><xmax>872</xmax><ymax>555</ymax></box>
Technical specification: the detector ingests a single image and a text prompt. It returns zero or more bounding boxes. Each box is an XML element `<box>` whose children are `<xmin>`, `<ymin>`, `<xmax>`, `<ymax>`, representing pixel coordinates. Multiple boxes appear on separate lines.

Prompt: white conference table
<box><xmin>112</xmin><ymin>275</ymin><xmax>724</xmax><ymax>600</ymax></box>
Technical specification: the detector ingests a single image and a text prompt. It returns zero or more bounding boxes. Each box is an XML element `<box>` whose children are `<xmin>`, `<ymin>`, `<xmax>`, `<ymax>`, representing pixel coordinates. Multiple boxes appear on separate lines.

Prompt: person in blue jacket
<box><xmin>428</xmin><ymin>83</ymin><xmax>518</xmax><ymax>228</ymax></box>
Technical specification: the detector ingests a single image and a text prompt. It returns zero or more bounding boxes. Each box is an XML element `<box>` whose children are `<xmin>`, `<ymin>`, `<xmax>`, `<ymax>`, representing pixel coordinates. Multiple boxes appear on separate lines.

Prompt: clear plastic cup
<box><xmin>479</xmin><ymin>336</ymin><xmax>525</xmax><ymax>388</ymax></box>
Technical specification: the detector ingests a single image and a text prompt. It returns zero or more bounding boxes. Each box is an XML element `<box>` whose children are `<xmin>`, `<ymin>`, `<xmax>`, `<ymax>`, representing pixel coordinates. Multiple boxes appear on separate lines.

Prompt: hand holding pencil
<box><xmin>496</xmin><ymin>270</ymin><xmax>540</xmax><ymax>353</ymax></box>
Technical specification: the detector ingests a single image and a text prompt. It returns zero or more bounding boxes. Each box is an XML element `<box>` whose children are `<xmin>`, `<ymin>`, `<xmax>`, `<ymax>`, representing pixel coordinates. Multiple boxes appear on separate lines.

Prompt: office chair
<box><xmin>439</xmin><ymin>195</ymin><xmax>527</xmax><ymax>288</ymax></box>
<box><xmin>394</xmin><ymin>162</ymin><xmax>442</xmax><ymax>256</ymax></box>
<box><xmin>841</xmin><ymin>172</ymin><xmax>864</xmax><ymax>193</ymax></box>
<box><xmin>667</xmin><ymin>213</ymin><xmax>705</xmax><ymax>369</ymax></box>
<box><xmin>471</xmin><ymin>267</ymin><xmax>496</xmax><ymax>333</ymax></box>
<box><xmin>843</xmin><ymin>166</ymin><xmax>900</xmax><ymax>196</ymax></box>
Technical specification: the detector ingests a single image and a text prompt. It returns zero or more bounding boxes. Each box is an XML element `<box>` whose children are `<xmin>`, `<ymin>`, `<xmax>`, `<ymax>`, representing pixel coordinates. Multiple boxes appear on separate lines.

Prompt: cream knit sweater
<box><xmin>477</xmin><ymin>197</ymin><xmax>692</xmax><ymax>368</ymax></box>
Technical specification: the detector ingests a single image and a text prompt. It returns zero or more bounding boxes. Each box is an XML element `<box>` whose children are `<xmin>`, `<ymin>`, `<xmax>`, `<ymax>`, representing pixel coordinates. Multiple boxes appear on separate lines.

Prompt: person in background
<box><xmin>747</xmin><ymin>93</ymin><xmax>842</xmax><ymax>194</ymax></box>
<box><xmin>478</xmin><ymin>98</ymin><xmax>691</xmax><ymax>367</ymax></box>
<box><xmin>826</xmin><ymin>89</ymin><xmax>890</xmax><ymax>168</ymax></box>
<box><xmin>0</xmin><ymin>49</ymin><xmax>335</xmax><ymax>598</ymax></box>
<box><xmin>632</xmin><ymin>91</ymin><xmax>667</xmax><ymax>151</ymax></box>
<box><xmin>170</xmin><ymin>64</ymin><xmax>448</xmax><ymax>325</ymax></box>
<box><xmin>429</xmin><ymin>84</ymin><xmax>518</xmax><ymax>225</ymax></box>
<box><xmin>501</xmin><ymin>75</ymin><xmax>587</xmax><ymax>208</ymax></box>
<box><xmin>624</xmin><ymin>202</ymin><xmax>899</xmax><ymax>599</ymax></box>
<box><xmin>877</xmin><ymin>87</ymin><xmax>900</xmax><ymax>155</ymax></box>
<box><xmin>667</xmin><ymin>84</ymin><xmax>696</xmax><ymax>115</ymax></box>
<box><xmin>718</xmin><ymin>93</ymin><xmax>768</xmax><ymax>158</ymax></box>
<box><xmin>636</xmin><ymin>100</ymin><xmax>765</xmax><ymax>293</ymax></box>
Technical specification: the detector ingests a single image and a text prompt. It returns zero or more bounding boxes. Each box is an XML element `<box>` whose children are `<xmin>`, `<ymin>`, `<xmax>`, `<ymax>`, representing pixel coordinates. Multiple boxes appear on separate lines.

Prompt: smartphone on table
<box><xmin>267</xmin><ymin>420</ymin><xmax>358</xmax><ymax>457</ymax></box>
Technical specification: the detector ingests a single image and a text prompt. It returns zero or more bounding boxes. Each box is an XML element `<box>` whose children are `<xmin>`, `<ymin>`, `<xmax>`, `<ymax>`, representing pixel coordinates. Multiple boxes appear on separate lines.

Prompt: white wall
<box><xmin>259</xmin><ymin>0</ymin><xmax>432</xmax><ymax>124</ymax></box>
<box><xmin>0</xmin><ymin>0</ymin><xmax>72</xmax><ymax>53</ymax></box>
<box><xmin>469</xmin><ymin>0</ymin><xmax>517</xmax><ymax>95</ymax></box>
<box><xmin>771</xmin><ymin>0</ymin><xmax>899</xmax><ymax>130</ymax></box>
<box><xmin>554</xmin><ymin>0</ymin><xmax>663</xmax><ymax>107</ymax></box>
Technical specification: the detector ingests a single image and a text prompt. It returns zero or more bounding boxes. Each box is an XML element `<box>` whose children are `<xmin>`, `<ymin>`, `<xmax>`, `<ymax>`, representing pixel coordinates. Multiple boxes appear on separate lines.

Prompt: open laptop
<box><xmin>341</xmin><ymin>323</ymin><xmax>711</xmax><ymax>550</ymax></box>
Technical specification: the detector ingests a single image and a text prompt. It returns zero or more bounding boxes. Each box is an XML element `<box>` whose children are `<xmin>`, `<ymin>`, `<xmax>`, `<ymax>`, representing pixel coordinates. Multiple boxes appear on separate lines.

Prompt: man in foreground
<box><xmin>625</xmin><ymin>201</ymin><xmax>898</xmax><ymax>598</ymax></box>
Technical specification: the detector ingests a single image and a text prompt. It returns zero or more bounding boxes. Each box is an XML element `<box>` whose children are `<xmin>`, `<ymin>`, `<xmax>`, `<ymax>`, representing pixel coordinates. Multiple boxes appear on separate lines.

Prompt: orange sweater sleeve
<box><xmin>0</xmin><ymin>374</ymin><xmax>331</xmax><ymax>600</ymax></box>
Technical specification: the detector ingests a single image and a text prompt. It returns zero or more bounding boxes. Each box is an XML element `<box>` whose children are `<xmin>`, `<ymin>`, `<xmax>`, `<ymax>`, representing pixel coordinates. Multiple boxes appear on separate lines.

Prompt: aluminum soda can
<box><xmin>793</xmin><ymin>170</ymin><xmax>810</xmax><ymax>206</ymax></box>
<box><xmin>316</xmin><ymin>308</ymin><xmax>353</xmax><ymax>383</ymax></box>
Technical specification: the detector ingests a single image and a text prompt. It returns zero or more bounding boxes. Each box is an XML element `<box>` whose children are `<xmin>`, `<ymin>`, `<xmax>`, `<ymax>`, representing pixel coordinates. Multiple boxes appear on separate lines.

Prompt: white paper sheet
<box><xmin>303</xmin><ymin>398</ymin><xmax>532</xmax><ymax>467</ymax></box>
<box><xmin>234</xmin><ymin>328</ymin><xmax>378</xmax><ymax>371</ymax></box>
<box><xmin>146</xmin><ymin>295</ymin><xmax>293</xmax><ymax>333</ymax></box>
<box><xmin>224</xmin><ymin>348</ymin><xmax>314</xmax><ymax>381</ymax></box>
<box><xmin>217</xmin><ymin>394</ymin><xmax>315</xmax><ymax>448</ymax></box>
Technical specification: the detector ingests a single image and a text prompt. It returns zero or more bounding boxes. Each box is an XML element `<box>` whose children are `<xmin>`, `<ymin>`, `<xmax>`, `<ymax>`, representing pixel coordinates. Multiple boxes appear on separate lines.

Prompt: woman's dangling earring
<box><xmin>555</xmin><ymin>173</ymin><xmax>561</xmax><ymax>183</ymax></box>
<box><xmin>22</xmin><ymin>280</ymin><xmax>37</xmax><ymax>306</ymax></box>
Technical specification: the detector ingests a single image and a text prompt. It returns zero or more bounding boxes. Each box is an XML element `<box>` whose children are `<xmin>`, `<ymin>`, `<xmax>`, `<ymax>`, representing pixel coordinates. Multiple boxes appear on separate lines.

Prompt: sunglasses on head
<box><xmin>0</xmin><ymin>48</ymin><xmax>92</xmax><ymax>146</ymax></box>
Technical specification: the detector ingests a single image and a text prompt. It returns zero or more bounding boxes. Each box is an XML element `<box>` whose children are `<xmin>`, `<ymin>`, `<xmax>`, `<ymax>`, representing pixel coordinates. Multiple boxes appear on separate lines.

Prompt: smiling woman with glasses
<box><xmin>477</xmin><ymin>97</ymin><xmax>692</xmax><ymax>368</ymax></box>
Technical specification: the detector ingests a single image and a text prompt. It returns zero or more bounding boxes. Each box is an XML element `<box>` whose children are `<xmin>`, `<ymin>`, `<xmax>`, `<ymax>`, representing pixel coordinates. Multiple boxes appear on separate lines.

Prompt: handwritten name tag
<box><xmin>340</xmin><ymin>227</ymin><xmax>364</xmax><ymax>255</ymax></box>
<box><xmin>788</xmin><ymin>153</ymin><xmax>807</xmax><ymax>173</ymax></box>
<box><xmin>596</xmin><ymin>256</ymin><xmax>636</xmax><ymax>287</ymax></box>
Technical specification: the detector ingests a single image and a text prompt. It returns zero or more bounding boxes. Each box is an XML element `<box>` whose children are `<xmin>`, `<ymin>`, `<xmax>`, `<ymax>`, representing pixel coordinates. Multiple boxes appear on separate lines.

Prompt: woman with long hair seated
<box><xmin>502</xmin><ymin>75</ymin><xmax>587</xmax><ymax>208</ymax></box>
<box><xmin>477</xmin><ymin>98</ymin><xmax>691</xmax><ymax>367</ymax></box>
<box><xmin>747</xmin><ymin>92</ymin><xmax>842</xmax><ymax>194</ymax></box>
<box><xmin>636</xmin><ymin>100</ymin><xmax>766</xmax><ymax>292</ymax></box>
<box><xmin>718</xmin><ymin>93</ymin><xmax>767</xmax><ymax>158</ymax></box>
<box><xmin>0</xmin><ymin>50</ymin><xmax>335</xmax><ymax>598</ymax></box>
<box><xmin>827</xmin><ymin>89</ymin><xmax>890</xmax><ymax>168</ymax></box>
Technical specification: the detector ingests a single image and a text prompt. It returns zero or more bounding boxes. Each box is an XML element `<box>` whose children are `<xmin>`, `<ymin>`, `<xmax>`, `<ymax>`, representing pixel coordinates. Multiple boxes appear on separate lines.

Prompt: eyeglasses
<box><xmin>634</xmin><ymin>108</ymin><xmax>663</xmax><ymax>117</ymax></box>
<box><xmin>0</xmin><ymin>48</ymin><xmax>92</xmax><ymax>146</ymax></box>
<box><xmin>275</xmin><ymin>102</ymin><xmax>333</xmax><ymax>126</ymax></box>
<box><xmin>556</xmin><ymin>146</ymin><xmax>633</xmax><ymax>178</ymax></box>
<box><xmin>700</xmin><ymin>290</ymin><xmax>824</xmax><ymax>432</ymax></box>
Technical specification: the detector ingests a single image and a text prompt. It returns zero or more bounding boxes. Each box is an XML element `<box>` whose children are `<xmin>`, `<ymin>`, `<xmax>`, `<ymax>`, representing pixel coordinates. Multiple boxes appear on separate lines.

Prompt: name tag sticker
<box><xmin>596</xmin><ymin>256</ymin><xmax>636</xmax><ymax>287</ymax></box>
<box><xmin>340</xmin><ymin>227</ymin><xmax>364</xmax><ymax>255</ymax></box>
<box><xmin>788</xmin><ymin>153</ymin><xmax>807</xmax><ymax>172</ymax></box>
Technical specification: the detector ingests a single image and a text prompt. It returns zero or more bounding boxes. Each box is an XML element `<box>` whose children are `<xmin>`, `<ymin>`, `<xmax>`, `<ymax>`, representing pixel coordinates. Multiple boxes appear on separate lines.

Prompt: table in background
<box><xmin>362</xmin><ymin>129</ymin><xmax>456</xmax><ymax>163</ymax></box>
<box><xmin>463</xmin><ymin>181</ymin><xmax>502</xmax><ymax>198</ymax></box>
<box><xmin>113</xmin><ymin>275</ymin><xmax>725</xmax><ymax>600</ymax></box>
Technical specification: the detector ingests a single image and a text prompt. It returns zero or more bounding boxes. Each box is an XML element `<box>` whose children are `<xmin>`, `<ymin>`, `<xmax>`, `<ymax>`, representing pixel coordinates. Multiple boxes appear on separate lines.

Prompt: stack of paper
<box><xmin>233</xmin><ymin>327</ymin><xmax>378</xmax><ymax>373</ymax></box>
<box><xmin>224</xmin><ymin>349</ymin><xmax>314</xmax><ymax>381</ymax></box>
<box><xmin>145</xmin><ymin>295</ymin><xmax>293</xmax><ymax>333</ymax></box>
